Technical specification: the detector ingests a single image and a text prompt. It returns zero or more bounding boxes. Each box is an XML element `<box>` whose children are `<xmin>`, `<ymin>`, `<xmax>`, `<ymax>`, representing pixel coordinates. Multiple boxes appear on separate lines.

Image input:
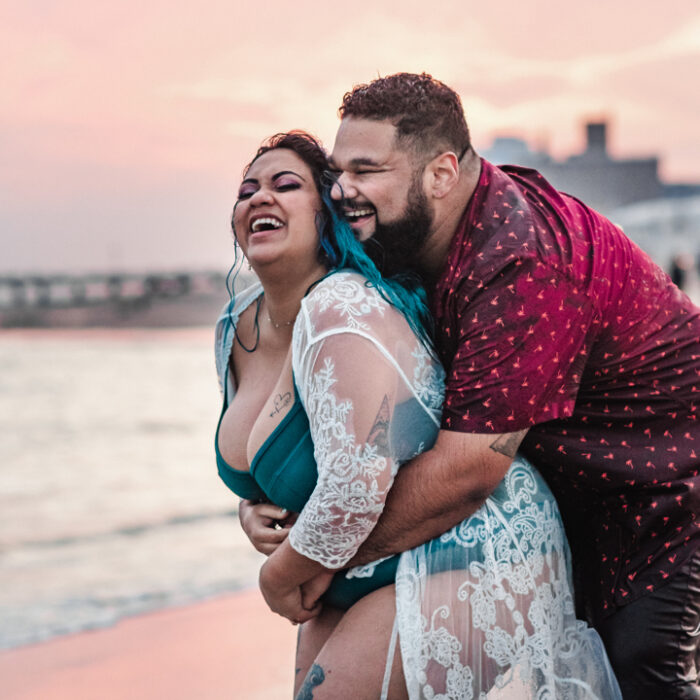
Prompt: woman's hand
<box><xmin>301</xmin><ymin>570</ymin><xmax>335</xmax><ymax>611</ymax></box>
<box><xmin>259</xmin><ymin>557</ymin><xmax>322</xmax><ymax>624</ymax></box>
<box><xmin>238</xmin><ymin>500</ymin><xmax>297</xmax><ymax>555</ymax></box>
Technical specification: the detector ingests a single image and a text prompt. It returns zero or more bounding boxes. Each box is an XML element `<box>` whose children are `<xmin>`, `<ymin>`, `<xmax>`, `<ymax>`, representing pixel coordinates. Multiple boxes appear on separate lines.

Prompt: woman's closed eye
<box><xmin>275</xmin><ymin>180</ymin><xmax>301</xmax><ymax>192</ymax></box>
<box><xmin>237</xmin><ymin>184</ymin><xmax>257</xmax><ymax>200</ymax></box>
<box><xmin>237</xmin><ymin>181</ymin><xmax>301</xmax><ymax>201</ymax></box>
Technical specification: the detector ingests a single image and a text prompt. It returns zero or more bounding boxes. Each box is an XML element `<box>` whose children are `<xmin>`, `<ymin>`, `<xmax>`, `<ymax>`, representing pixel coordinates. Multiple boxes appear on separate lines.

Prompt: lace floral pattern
<box><xmin>303</xmin><ymin>273</ymin><xmax>387</xmax><ymax>334</ymax></box>
<box><xmin>396</xmin><ymin>459</ymin><xmax>621</xmax><ymax>699</ymax></box>
<box><xmin>412</xmin><ymin>345</ymin><xmax>445</xmax><ymax>410</ymax></box>
<box><xmin>288</xmin><ymin>355</ymin><xmax>395</xmax><ymax>567</ymax></box>
<box><xmin>289</xmin><ymin>271</ymin><xmax>443</xmax><ymax>568</ymax></box>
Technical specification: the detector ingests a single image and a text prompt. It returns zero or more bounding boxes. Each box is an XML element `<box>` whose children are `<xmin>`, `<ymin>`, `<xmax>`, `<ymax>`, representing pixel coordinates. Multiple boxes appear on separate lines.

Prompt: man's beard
<box><xmin>362</xmin><ymin>178</ymin><xmax>433</xmax><ymax>278</ymax></box>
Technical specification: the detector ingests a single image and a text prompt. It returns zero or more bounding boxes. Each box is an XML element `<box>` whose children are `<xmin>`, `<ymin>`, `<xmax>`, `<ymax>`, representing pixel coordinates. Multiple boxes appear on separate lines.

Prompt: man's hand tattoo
<box><xmin>489</xmin><ymin>429</ymin><xmax>528</xmax><ymax>458</ymax></box>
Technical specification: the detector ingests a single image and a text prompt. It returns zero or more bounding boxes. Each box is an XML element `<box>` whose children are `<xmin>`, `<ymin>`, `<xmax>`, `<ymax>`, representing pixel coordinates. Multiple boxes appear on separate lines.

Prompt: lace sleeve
<box><xmin>288</xmin><ymin>330</ymin><xmax>402</xmax><ymax>568</ymax></box>
<box><xmin>285</xmin><ymin>271</ymin><xmax>443</xmax><ymax>568</ymax></box>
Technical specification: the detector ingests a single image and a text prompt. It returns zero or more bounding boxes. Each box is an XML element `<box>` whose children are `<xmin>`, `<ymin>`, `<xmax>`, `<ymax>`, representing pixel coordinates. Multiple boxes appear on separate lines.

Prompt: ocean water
<box><xmin>0</xmin><ymin>328</ymin><xmax>265</xmax><ymax>649</ymax></box>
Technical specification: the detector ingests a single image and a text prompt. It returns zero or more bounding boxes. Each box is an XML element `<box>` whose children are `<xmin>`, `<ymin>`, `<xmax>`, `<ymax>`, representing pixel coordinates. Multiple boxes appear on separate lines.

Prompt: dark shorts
<box><xmin>597</xmin><ymin>548</ymin><xmax>700</xmax><ymax>699</ymax></box>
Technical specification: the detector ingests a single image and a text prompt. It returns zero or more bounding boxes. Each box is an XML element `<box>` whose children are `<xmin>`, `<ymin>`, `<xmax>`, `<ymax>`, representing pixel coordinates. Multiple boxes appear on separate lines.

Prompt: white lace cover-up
<box><xmin>218</xmin><ymin>270</ymin><xmax>621</xmax><ymax>699</ymax></box>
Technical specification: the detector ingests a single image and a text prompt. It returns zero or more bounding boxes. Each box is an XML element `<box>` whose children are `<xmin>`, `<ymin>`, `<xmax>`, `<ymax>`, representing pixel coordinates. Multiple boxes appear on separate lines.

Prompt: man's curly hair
<box><xmin>339</xmin><ymin>72</ymin><xmax>471</xmax><ymax>161</ymax></box>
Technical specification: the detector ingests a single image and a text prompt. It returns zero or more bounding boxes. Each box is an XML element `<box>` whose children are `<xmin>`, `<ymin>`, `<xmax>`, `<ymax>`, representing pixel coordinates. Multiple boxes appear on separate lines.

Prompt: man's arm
<box><xmin>237</xmin><ymin>428</ymin><xmax>528</xmax><ymax>561</ymax></box>
<box><xmin>347</xmin><ymin>427</ymin><xmax>528</xmax><ymax>565</ymax></box>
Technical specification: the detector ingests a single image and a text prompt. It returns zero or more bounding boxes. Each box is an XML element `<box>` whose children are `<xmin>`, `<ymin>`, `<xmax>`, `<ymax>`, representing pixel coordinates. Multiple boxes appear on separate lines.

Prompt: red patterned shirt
<box><xmin>432</xmin><ymin>159</ymin><xmax>700</xmax><ymax>622</ymax></box>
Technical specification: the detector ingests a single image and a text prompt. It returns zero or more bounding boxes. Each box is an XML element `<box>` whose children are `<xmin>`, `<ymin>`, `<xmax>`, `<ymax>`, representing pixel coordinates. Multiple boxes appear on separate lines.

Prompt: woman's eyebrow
<box><xmin>272</xmin><ymin>170</ymin><xmax>306</xmax><ymax>182</ymax></box>
<box><xmin>240</xmin><ymin>170</ymin><xmax>307</xmax><ymax>187</ymax></box>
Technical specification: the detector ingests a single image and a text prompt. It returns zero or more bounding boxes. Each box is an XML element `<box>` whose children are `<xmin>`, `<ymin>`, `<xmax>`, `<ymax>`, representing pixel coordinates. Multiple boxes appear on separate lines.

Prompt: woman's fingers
<box><xmin>241</xmin><ymin>500</ymin><xmax>289</xmax><ymax>521</ymax></box>
<box><xmin>238</xmin><ymin>500</ymin><xmax>292</xmax><ymax>555</ymax></box>
<box><xmin>256</xmin><ymin>530</ymin><xmax>289</xmax><ymax>555</ymax></box>
<box><xmin>281</xmin><ymin>511</ymin><xmax>299</xmax><ymax>528</ymax></box>
<box><xmin>301</xmin><ymin>571</ymin><xmax>335</xmax><ymax>611</ymax></box>
<box><xmin>294</xmin><ymin>601</ymin><xmax>322</xmax><ymax>624</ymax></box>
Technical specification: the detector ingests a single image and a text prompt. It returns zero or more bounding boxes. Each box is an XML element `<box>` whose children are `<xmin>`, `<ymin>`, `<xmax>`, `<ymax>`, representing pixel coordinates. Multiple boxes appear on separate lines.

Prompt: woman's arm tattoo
<box><xmin>366</xmin><ymin>396</ymin><xmax>391</xmax><ymax>456</ymax></box>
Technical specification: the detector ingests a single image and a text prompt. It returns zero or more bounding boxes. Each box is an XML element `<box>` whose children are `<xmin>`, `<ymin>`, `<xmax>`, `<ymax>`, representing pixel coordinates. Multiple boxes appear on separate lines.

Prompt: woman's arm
<box><xmin>287</xmin><ymin>333</ymin><xmax>400</xmax><ymax>569</ymax></box>
<box><xmin>259</xmin><ymin>540</ymin><xmax>327</xmax><ymax>623</ymax></box>
<box><xmin>259</xmin><ymin>331</ymin><xmax>400</xmax><ymax>620</ymax></box>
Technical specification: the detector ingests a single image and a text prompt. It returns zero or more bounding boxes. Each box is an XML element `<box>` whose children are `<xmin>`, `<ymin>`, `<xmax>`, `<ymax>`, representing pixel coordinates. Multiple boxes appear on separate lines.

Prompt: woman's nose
<box><xmin>249</xmin><ymin>186</ymin><xmax>274</xmax><ymax>206</ymax></box>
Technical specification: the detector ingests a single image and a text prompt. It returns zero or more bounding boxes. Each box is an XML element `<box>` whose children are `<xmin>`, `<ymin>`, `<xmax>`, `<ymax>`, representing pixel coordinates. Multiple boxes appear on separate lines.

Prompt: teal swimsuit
<box><xmin>215</xmin><ymin>379</ymin><xmax>400</xmax><ymax>609</ymax></box>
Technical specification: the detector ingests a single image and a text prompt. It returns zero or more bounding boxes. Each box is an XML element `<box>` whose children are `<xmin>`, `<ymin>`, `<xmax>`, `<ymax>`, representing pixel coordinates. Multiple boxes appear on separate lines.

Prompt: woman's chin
<box><xmin>247</xmin><ymin>252</ymin><xmax>286</xmax><ymax>272</ymax></box>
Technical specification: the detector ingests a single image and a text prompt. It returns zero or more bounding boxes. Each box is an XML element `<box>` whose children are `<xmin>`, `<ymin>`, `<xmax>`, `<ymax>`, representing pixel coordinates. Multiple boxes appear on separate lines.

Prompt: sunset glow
<box><xmin>3</xmin><ymin>0</ymin><xmax>700</xmax><ymax>272</ymax></box>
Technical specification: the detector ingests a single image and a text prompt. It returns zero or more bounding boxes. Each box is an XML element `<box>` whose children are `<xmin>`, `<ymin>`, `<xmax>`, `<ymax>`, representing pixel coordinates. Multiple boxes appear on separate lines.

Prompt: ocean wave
<box><xmin>1</xmin><ymin>512</ymin><xmax>265</xmax><ymax>650</ymax></box>
<box><xmin>2</xmin><ymin>508</ymin><xmax>238</xmax><ymax>553</ymax></box>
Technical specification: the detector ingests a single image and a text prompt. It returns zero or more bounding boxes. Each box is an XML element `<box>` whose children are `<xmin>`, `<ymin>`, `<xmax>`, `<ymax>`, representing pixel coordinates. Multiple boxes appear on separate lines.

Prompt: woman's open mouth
<box><xmin>250</xmin><ymin>216</ymin><xmax>284</xmax><ymax>234</ymax></box>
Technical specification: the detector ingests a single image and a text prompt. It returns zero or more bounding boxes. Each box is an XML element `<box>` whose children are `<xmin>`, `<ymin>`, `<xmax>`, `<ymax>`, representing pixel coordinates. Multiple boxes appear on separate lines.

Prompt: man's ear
<box><xmin>424</xmin><ymin>152</ymin><xmax>460</xmax><ymax>199</ymax></box>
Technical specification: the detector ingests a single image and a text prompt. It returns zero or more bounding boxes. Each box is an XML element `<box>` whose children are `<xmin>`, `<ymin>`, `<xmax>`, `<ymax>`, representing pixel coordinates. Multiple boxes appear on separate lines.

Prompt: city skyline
<box><xmin>3</xmin><ymin>0</ymin><xmax>700</xmax><ymax>273</ymax></box>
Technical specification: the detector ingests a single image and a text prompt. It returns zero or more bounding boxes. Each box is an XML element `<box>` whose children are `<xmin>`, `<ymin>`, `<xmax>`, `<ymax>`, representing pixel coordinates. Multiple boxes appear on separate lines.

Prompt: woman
<box><xmin>215</xmin><ymin>132</ymin><xmax>620</xmax><ymax>699</ymax></box>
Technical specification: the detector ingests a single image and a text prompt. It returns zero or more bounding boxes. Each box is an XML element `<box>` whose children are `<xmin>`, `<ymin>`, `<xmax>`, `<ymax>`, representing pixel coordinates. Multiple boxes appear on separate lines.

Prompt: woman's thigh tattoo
<box><xmin>297</xmin><ymin>663</ymin><xmax>325</xmax><ymax>699</ymax></box>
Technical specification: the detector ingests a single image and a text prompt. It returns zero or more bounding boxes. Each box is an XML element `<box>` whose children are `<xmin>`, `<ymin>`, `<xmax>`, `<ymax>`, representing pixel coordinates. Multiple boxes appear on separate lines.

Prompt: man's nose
<box><xmin>330</xmin><ymin>173</ymin><xmax>357</xmax><ymax>201</ymax></box>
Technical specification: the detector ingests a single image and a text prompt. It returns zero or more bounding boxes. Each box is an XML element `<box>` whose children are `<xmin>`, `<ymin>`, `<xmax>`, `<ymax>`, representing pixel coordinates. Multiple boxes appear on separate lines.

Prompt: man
<box><xmin>242</xmin><ymin>73</ymin><xmax>700</xmax><ymax>697</ymax></box>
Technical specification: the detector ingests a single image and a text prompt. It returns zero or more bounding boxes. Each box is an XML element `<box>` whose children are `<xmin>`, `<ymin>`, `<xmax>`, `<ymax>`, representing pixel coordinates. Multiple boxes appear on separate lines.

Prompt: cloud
<box><xmin>2</xmin><ymin>0</ymin><xmax>700</xmax><ymax>272</ymax></box>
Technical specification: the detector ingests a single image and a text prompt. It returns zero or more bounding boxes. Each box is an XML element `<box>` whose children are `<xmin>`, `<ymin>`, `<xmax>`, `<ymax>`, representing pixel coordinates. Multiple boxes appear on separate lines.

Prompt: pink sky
<box><xmin>2</xmin><ymin>0</ymin><xmax>700</xmax><ymax>273</ymax></box>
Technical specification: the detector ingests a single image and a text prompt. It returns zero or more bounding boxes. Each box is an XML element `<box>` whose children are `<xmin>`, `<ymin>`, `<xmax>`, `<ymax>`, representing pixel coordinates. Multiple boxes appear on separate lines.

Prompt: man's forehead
<box><xmin>330</xmin><ymin>117</ymin><xmax>402</xmax><ymax>166</ymax></box>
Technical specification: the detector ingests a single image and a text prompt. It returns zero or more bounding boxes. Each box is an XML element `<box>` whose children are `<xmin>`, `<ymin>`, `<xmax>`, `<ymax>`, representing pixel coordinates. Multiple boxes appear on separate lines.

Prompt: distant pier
<box><xmin>0</xmin><ymin>271</ymin><xmax>243</xmax><ymax>328</ymax></box>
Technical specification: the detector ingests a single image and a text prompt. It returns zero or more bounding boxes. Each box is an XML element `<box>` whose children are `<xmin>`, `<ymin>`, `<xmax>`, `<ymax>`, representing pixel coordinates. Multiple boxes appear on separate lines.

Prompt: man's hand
<box><xmin>238</xmin><ymin>500</ymin><xmax>297</xmax><ymax>555</ymax></box>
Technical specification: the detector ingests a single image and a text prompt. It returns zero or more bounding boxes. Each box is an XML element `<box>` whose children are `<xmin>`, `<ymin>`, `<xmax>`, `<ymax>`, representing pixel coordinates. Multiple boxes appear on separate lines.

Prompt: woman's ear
<box><xmin>424</xmin><ymin>152</ymin><xmax>460</xmax><ymax>199</ymax></box>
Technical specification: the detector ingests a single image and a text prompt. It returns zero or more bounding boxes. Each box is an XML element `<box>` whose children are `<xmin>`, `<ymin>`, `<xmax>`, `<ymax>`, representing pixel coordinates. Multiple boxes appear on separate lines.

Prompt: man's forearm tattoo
<box><xmin>297</xmin><ymin>663</ymin><xmax>325</xmax><ymax>699</ymax></box>
<box><xmin>489</xmin><ymin>429</ymin><xmax>528</xmax><ymax>458</ymax></box>
<box><xmin>367</xmin><ymin>396</ymin><xmax>391</xmax><ymax>456</ymax></box>
<box><xmin>269</xmin><ymin>391</ymin><xmax>292</xmax><ymax>418</ymax></box>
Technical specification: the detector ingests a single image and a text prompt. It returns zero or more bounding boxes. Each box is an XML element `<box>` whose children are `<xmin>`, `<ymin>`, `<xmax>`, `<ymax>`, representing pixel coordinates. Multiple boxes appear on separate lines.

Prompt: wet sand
<box><xmin>0</xmin><ymin>589</ymin><xmax>297</xmax><ymax>700</ymax></box>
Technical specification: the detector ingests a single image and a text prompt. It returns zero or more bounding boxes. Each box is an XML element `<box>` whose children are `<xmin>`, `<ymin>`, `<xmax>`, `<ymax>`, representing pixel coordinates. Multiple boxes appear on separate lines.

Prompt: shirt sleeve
<box><xmin>288</xmin><ymin>330</ymin><xmax>401</xmax><ymax>568</ymax></box>
<box><xmin>442</xmin><ymin>257</ymin><xmax>597</xmax><ymax>433</ymax></box>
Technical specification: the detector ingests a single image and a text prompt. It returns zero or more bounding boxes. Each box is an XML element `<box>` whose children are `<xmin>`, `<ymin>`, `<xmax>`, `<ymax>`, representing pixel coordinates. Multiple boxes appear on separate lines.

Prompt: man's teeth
<box><xmin>251</xmin><ymin>217</ymin><xmax>283</xmax><ymax>233</ymax></box>
<box><xmin>346</xmin><ymin>209</ymin><xmax>374</xmax><ymax>220</ymax></box>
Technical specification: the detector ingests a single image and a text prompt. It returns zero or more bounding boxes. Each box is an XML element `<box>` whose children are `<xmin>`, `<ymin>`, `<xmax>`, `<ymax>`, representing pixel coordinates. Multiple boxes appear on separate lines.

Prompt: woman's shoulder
<box><xmin>303</xmin><ymin>270</ymin><xmax>394</xmax><ymax>316</ymax></box>
<box><xmin>215</xmin><ymin>280</ymin><xmax>264</xmax><ymax>329</ymax></box>
<box><xmin>214</xmin><ymin>280</ymin><xmax>263</xmax><ymax>391</ymax></box>
<box><xmin>300</xmin><ymin>270</ymin><xmax>399</xmax><ymax>335</ymax></box>
<box><xmin>296</xmin><ymin>270</ymin><xmax>445</xmax><ymax>416</ymax></box>
<box><xmin>306</xmin><ymin>269</ymin><xmax>378</xmax><ymax>298</ymax></box>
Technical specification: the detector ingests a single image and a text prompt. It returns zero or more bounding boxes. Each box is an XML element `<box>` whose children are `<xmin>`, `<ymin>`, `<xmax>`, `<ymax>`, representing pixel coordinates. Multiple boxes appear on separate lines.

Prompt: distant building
<box><xmin>610</xmin><ymin>196</ymin><xmax>700</xmax><ymax>272</ymax></box>
<box><xmin>482</xmin><ymin>121</ymin><xmax>700</xmax><ymax>217</ymax></box>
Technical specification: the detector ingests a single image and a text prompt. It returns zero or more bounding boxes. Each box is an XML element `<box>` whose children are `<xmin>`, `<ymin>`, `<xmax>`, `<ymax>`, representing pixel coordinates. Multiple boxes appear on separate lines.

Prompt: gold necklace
<box><xmin>267</xmin><ymin>311</ymin><xmax>295</xmax><ymax>329</ymax></box>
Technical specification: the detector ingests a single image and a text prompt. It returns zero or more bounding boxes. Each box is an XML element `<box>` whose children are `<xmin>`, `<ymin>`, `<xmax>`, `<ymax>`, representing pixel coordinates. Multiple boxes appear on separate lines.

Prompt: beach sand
<box><xmin>0</xmin><ymin>589</ymin><xmax>297</xmax><ymax>700</ymax></box>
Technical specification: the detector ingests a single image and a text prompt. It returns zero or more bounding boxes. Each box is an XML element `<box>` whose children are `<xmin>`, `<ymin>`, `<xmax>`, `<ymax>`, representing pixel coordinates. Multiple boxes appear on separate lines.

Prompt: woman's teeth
<box><xmin>251</xmin><ymin>217</ymin><xmax>284</xmax><ymax>233</ymax></box>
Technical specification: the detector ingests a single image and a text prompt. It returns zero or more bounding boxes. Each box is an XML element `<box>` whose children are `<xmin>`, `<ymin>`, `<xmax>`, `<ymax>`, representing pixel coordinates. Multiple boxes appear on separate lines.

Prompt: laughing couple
<box><xmin>215</xmin><ymin>72</ymin><xmax>700</xmax><ymax>699</ymax></box>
